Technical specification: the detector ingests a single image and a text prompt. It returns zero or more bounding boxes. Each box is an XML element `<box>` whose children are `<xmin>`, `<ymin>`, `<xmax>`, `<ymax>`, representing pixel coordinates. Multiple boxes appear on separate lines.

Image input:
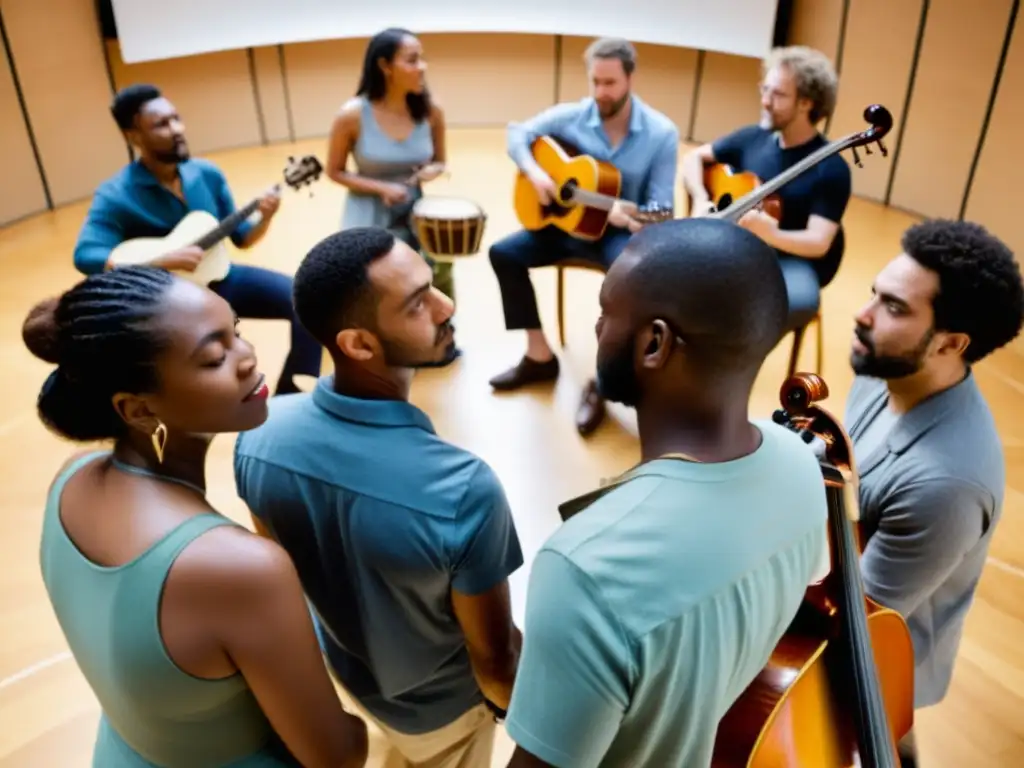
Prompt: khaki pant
<box><xmin>331</xmin><ymin>674</ymin><xmax>495</xmax><ymax>768</ymax></box>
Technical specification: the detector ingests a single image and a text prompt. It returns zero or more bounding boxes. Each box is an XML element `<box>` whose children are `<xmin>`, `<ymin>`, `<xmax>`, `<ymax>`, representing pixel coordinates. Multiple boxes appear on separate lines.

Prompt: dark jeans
<box><xmin>210</xmin><ymin>264</ymin><xmax>321</xmax><ymax>394</ymax></box>
<box><xmin>488</xmin><ymin>226</ymin><xmax>821</xmax><ymax>335</ymax></box>
<box><xmin>489</xmin><ymin>226</ymin><xmax>633</xmax><ymax>330</ymax></box>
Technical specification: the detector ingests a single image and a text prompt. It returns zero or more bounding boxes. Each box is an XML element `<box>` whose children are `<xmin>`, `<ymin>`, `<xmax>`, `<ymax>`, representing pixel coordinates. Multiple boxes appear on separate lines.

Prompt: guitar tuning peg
<box><xmin>877</xmin><ymin>139</ymin><xmax>888</xmax><ymax>157</ymax></box>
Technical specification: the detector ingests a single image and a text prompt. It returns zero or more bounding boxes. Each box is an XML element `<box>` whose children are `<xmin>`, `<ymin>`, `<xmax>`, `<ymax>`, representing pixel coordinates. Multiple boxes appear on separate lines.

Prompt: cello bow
<box><xmin>712</xmin><ymin>375</ymin><xmax>915</xmax><ymax>767</ymax></box>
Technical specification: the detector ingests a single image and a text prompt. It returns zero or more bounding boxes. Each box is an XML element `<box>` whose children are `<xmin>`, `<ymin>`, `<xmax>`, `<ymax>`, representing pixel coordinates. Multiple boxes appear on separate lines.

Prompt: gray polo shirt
<box><xmin>845</xmin><ymin>371</ymin><xmax>1004</xmax><ymax>708</ymax></box>
<box><xmin>233</xmin><ymin>376</ymin><xmax>524</xmax><ymax>734</ymax></box>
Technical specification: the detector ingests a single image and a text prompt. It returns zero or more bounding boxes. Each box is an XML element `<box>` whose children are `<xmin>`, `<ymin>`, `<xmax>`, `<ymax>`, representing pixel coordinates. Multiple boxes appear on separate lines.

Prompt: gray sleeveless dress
<box><xmin>342</xmin><ymin>97</ymin><xmax>454</xmax><ymax>300</ymax></box>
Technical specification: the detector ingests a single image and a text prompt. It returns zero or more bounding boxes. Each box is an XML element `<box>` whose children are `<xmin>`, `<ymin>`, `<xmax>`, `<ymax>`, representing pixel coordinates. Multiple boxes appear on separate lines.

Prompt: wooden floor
<box><xmin>0</xmin><ymin>130</ymin><xmax>1022</xmax><ymax>766</ymax></box>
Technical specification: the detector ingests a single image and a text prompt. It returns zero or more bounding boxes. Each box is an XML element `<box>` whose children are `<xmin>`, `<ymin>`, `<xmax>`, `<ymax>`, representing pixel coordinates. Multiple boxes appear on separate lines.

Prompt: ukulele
<box><xmin>107</xmin><ymin>154</ymin><xmax>323</xmax><ymax>286</ymax></box>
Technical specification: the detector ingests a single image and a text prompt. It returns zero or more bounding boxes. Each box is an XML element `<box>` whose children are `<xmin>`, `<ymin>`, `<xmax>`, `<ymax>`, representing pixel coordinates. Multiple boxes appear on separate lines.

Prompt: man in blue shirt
<box><xmin>503</xmin><ymin>218</ymin><xmax>828</xmax><ymax>768</ymax></box>
<box><xmin>488</xmin><ymin>37</ymin><xmax>680</xmax><ymax>436</ymax></box>
<box><xmin>681</xmin><ymin>46</ymin><xmax>851</xmax><ymax>335</ymax></box>
<box><xmin>234</xmin><ymin>227</ymin><xmax>523</xmax><ymax>767</ymax></box>
<box><xmin>72</xmin><ymin>84</ymin><xmax>320</xmax><ymax>394</ymax></box>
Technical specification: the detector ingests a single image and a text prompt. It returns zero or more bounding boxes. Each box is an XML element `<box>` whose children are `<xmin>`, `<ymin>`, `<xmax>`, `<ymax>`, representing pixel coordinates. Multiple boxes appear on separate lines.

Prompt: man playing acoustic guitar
<box><xmin>72</xmin><ymin>84</ymin><xmax>321</xmax><ymax>395</ymax></box>
<box><xmin>487</xmin><ymin>37</ymin><xmax>679</xmax><ymax>436</ymax></box>
<box><xmin>681</xmin><ymin>45</ymin><xmax>851</xmax><ymax>337</ymax></box>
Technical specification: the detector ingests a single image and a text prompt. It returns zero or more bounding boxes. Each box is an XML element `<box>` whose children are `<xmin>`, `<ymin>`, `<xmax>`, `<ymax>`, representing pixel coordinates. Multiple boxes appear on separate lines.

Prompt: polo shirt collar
<box><xmin>886</xmin><ymin>368</ymin><xmax>978</xmax><ymax>454</ymax></box>
<box><xmin>312</xmin><ymin>374</ymin><xmax>436</xmax><ymax>433</ymax></box>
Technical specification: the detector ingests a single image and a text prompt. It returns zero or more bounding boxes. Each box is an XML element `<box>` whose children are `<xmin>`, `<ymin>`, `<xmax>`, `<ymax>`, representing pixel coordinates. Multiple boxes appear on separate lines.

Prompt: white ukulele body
<box><xmin>107</xmin><ymin>210</ymin><xmax>232</xmax><ymax>286</ymax></box>
<box><xmin>104</xmin><ymin>153</ymin><xmax>326</xmax><ymax>285</ymax></box>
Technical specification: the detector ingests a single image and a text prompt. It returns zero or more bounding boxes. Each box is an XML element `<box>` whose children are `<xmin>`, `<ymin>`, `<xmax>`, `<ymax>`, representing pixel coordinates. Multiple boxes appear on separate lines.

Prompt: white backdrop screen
<box><xmin>110</xmin><ymin>0</ymin><xmax>782</xmax><ymax>64</ymax></box>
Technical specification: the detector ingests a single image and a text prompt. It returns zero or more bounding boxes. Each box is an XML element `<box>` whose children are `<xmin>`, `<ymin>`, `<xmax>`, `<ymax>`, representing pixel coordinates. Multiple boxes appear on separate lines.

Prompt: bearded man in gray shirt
<box><xmin>842</xmin><ymin>219</ymin><xmax>1023</xmax><ymax>767</ymax></box>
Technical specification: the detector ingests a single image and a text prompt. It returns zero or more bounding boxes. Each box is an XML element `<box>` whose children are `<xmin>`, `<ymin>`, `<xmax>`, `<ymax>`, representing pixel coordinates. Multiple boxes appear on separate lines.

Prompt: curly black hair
<box><xmin>902</xmin><ymin>219</ymin><xmax>1024</xmax><ymax>363</ymax></box>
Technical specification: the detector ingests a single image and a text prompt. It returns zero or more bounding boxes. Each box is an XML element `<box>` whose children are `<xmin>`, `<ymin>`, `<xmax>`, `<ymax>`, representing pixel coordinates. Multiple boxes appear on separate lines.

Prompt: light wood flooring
<box><xmin>0</xmin><ymin>131</ymin><xmax>1022</xmax><ymax>766</ymax></box>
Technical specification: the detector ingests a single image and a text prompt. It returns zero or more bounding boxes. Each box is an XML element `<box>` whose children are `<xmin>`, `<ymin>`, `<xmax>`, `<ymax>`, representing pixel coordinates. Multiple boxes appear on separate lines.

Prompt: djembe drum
<box><xmin>410</xmin><ymin>197</ymin><xmax>487</xmax><ymax>261</ymax></box>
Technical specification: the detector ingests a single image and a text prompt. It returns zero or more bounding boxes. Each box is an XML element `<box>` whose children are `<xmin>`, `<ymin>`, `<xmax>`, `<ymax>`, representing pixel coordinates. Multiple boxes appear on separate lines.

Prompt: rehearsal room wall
<box><xmin>0</xmin><ymin>0</ymin><xmax>1021</xmax><ymax>355</ymax></box>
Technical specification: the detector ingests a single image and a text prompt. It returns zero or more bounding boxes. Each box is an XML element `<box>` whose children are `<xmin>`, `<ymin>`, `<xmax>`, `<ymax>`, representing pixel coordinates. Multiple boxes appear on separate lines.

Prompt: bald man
<box><xmin>503</xmin><ymin>219</ymin><xmax>830</xmax><ymax>768</ymax></box>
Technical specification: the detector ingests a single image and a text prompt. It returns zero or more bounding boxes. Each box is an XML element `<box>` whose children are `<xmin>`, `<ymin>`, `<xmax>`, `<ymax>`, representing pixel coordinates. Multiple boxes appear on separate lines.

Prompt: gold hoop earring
<box><xmin>151</xmin><ymin>422</ymin><xmax>168</xmax><ymax>464</ymax></box>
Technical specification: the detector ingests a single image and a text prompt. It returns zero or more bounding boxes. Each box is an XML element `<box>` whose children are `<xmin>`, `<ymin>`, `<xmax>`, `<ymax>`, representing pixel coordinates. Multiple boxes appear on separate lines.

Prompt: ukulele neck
<box><xmin>191</xmin><ymin>193</ymin><xmax>267</xmax><ymax>251</ymax></box>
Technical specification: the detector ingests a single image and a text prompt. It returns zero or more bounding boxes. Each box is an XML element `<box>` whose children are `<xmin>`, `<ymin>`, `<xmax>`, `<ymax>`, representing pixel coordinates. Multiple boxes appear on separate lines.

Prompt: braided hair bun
<box><xmin>22</xmin><ymin>267</ymin><xmax>177</xmax><ymax>442</ymax></box>
<box><xmin>22</xmin><ymin>296</ymin><xmax>62</xmax><ymax>365</ymax></box>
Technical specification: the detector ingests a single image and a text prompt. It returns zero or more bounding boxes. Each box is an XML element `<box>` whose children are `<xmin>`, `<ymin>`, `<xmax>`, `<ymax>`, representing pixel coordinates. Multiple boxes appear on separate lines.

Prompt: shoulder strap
<box><xmin>45</xmin><ymin>450</ymin><xmax>111</xmax><ymax>519</ymax></box>
<box><xmin>142</xmin><ymin>513</ymin><xmax>240</xmax><ymax>572</ymax></box>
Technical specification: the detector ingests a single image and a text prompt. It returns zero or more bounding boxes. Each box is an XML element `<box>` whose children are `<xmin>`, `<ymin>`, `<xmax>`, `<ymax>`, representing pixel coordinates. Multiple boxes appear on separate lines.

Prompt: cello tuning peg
<box><xmin>877</xmin><ymin>139</ymin><xmax>888</xmax><ymax>157</ymax></box>
<box><xmin>851</xmin><ymin>146</ymin><xmax>862</xmax><ymax>168</ymax></box>
<box><xmin>864</xmin><ymin>145</ymin><xmax>873</xmax><ymax>155</ymax></box>
<box><xmin>771</xmin><ymin>409</ymin><xmax>789</xmax><ymax>425</ymax></box>
<box><xmin>800</xmin><ymin>429</ymin><xmax>816</xmax><ymax>444</ymax></box>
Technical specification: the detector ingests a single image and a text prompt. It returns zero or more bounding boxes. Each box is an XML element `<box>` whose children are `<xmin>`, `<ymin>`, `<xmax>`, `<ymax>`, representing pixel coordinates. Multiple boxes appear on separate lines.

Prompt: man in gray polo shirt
<box><xmin>234</xmin><ymin>227</ymin><xmax>523</xmax><ymax>767</ymax></box>
<box><xmin>844</xmin><ymin>219</ymin><xmax>1023</xmax><ymax>766</ymax></box>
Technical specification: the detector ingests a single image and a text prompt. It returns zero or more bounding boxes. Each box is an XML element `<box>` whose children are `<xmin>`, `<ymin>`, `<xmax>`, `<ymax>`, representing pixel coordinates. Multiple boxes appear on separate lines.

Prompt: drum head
<box><xmin>412</xmin><ymin>196</ymin><xmax>484</xmax><ymax>219</ymax></box>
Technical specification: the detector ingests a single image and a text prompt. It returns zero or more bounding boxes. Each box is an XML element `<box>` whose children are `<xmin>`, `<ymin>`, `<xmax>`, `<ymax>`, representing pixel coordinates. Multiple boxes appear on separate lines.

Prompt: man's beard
<box><xmin>596</xmin><ymin>338</ymin><xmax>641</xmax><ymax>407</ymax></box>
<box><xmin>598</xmin><ymin>92</ymin><xmax>630</xmax><ymax>119</ymax></box>
<box><xmin>153</xmin><ymin>141</ymin><xmax>189</xmax><ymax>164</ymax></box>
<box><xmin>381</xmin><ymin>322</ymin><xmax>458</xmax><ymax>369</ymax></box>
<box><xmin>850</xmin><ymin>325</ymin><xmax>932</xmax><ymax>379</ymax></box>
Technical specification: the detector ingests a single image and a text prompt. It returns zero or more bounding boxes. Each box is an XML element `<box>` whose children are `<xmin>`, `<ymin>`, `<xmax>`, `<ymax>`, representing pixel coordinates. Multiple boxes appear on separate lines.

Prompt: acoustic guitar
<box><xmin>513</xmin><ymin>135</ymin><xmax>671</xmax><ymax>240</ymax></box>
<box><xmin>107</xmin><ymin>154</ymin><xmax>323</xmax><ymax>286</ymax></box>
<box><xmin>701</xmin><ymin>119</ymin><xmax>886</xmax><ymax>219</ymax></box>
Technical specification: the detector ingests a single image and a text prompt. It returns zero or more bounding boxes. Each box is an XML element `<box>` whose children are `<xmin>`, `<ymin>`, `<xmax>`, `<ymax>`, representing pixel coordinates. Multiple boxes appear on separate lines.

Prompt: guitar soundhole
<box><xmin>540</xmin><ymin>178</ymin><xmax>576</xmax><ymax>217</ymax></box>
<box><xmin>558</xmin><ymin>179</ymin><xmax>578</xmax><ymax>204</ymax></box>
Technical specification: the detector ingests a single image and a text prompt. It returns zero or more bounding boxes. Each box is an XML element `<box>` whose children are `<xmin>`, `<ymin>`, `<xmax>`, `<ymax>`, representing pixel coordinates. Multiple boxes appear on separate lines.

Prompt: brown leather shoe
<box><xmin>489</xmin><ymin>355</ymin><xmax>560</xmax><ymax>391</ymax></box>
<box><xmin>576</xmin><ymin>378</ymin><xmax>606</xmax><ymax>435</ymax></box>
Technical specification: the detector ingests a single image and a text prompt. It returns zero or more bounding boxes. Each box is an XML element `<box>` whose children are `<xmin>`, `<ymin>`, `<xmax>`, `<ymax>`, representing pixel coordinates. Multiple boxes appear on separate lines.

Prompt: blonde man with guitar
<box><xmin>73</xmin><ymin>84</ymin><xmax>322</xmax><ymax>396</ymax></box>
<box><xmin>680</xmin><ymin>45</ymin><xmax>851</xmax><ymax>337</ymax></box>
<box><xmin>488</xmin><ymin>37</ymin><xmax>679</xmax><ymax>436</ymax></box>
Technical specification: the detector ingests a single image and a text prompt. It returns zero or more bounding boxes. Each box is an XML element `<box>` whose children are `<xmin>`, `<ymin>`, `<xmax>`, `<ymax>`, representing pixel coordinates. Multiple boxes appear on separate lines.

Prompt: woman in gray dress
<box><xmin>325</xmin><ymin>28</ymin><xmax>456</xmax><ymax>305</ymax></box>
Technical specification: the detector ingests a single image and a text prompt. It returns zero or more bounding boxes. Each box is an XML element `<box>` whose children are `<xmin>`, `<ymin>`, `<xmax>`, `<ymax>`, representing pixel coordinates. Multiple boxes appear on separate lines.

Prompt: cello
<box><xmin>711</xmin><ymin>374</ymin><xmax>915</xmax><ymax>767</ymax></box>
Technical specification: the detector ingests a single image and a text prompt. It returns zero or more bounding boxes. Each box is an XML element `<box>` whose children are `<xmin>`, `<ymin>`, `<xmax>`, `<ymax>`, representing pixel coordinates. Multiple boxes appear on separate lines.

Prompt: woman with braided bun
<box><xmin>22</xmin><ymin>266</ymin><xmax>367</xmax><ymax>768</ymax></box>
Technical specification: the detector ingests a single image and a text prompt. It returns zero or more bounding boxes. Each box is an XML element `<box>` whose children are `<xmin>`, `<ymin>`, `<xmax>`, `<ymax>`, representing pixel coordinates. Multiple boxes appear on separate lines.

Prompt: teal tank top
<box><xmin>341</xmin><ymin>95</ymin><xmax>434</xmax><ymax>237</ymax></box>
<box><xmin>40</xmin><ymin>451</ymin><xmax>298</xmax><ymax>767</ymax></box>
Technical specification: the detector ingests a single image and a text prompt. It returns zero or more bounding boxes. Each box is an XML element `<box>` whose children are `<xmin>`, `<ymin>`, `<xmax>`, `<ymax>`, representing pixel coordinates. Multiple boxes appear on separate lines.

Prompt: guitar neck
<box><xmin>192</xmin><ymin>196</ymin><xmax>262</xmax><ymax>251</ymax></box>
<box><xmin>567</xmin><ymin>186</ymin><xmax>621</xmax><ymax>212</ymax></box>
<box><xmin>712</xmin><ymin>136</ymin><xmax>856</xmax><ymax>222</ymax></box>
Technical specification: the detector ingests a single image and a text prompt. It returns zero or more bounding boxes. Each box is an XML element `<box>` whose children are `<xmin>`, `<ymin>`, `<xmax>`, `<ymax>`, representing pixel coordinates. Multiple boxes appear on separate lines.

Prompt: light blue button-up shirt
<box><xmin>507</xmin><ymin>95</ymin><xmax>680</xmax><ymax>210</ymax></box>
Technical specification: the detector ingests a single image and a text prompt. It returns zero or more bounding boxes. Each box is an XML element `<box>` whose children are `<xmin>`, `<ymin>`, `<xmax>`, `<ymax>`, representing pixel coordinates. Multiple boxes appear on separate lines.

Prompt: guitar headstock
<box><xmin>843</xmin><ymin>104</ymin><xmax>894</xmax><ymax>168</ymax></box>
<box><xmin>283</xmin><ymin>154</ymin><xmax>324</xmax><ymax>191</ymax></box>
<box><xmin>632</xmin><ymin>202</ymin><xmax>674</xmax><ymax>227</ymax></box>
<box><xmin>771</xmin><ymin>373</ymin><xmax>855</xmax><ymax>474</ymax></box>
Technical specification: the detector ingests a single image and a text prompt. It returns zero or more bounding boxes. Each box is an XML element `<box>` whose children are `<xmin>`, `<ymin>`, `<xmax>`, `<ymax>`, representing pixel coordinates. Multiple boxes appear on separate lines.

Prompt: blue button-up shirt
<box><xmin>233</xmin><ymin>377</ymin><xmax>524</xmax><ymax>734</ymax></box>
<box><xmin>507</xmin><ymin>95</ymin><xmax>680</xmax><ymax>210</ymax></box>
<box><xmin>73</xmin><ymin>158</ymin><xmax>256</xmax><ymax>275</ymax></box>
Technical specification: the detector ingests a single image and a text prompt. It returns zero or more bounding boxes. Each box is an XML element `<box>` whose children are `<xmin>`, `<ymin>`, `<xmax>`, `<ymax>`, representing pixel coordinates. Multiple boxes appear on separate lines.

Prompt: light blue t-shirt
<box><xmin>507</xmin><ymin>95</ymin><xmax>680</xmax><ymax>211</ymax></box>
<box><xmin>233</xmin><ymin>376</ymin><xmax>523</xmax><ymax>734</ymax></box>
<box><xmin>504</xmin><ymin>420</ymin><xmax>829</xmax><ymax>767</ymax></box>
